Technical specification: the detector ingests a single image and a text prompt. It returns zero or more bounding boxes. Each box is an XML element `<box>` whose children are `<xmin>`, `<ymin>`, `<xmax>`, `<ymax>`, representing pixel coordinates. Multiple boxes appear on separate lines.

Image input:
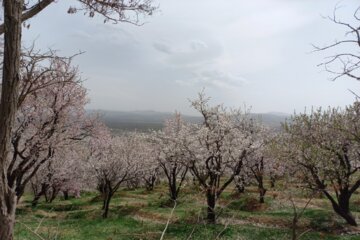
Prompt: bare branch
<box><xmin>313</xmin><ymin>5</ymin><xmax>360</xmax><ymax>81</ymax></box>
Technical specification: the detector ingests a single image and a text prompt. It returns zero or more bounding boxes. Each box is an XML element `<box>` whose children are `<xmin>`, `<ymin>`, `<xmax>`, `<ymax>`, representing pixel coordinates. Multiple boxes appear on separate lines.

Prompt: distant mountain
<box><xmin>88</xmin><ymin>110</ymin><xmax>289</xmax><ymax>132</ymax></box>
<box><xmin>252</xmin><ymin>113</ymin><xmax>290</xmax><ymax>129</ymax></box>
<box><xmin>88</xmin><ymin>110</ymin><xmax>201</xmax><ymax>132</ymax></box>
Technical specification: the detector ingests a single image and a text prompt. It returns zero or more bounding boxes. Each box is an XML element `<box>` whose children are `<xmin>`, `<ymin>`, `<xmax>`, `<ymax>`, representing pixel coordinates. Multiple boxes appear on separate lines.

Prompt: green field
<box><xmin>14</xmin><ymin>183</ymin><xmax>360</xmax><ymax>240</ymax></box>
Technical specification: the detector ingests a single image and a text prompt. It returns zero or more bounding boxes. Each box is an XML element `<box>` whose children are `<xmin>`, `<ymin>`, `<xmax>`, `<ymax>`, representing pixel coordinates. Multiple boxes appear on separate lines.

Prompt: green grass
<box><xmin>14</xmin><ymin>184</ymin><xmax>360</xmax><ymax>240</ymax></box>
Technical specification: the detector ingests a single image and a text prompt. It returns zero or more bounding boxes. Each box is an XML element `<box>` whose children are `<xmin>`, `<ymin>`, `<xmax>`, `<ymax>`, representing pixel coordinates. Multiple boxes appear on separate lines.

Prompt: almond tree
<box><xmin>246</xmin><ymin>151</ymin><xmax>272</xmax><ymax>203</ymax></box>
<box><xmin>246</xmin><ymin>152</ymin><xmax>267</xmax><ymax>203</ymax></box>
<box><xmin>0</xmin><ymin>1</ymin><xmax>156</xmax><ymax>238</ymax></box>
<box><xmin>90</xmin><ymin>133</ymin><xmax>145</xmax><ymax>218</ymax></box>
<box><xmin>127</xmin><ymin>135</ymin><xmax>159</xmax><ymax>191</ymax></box>
<box><xmin>142</xmin><ymin>165</ymin><xmax>160</xmax><ymax>191</ymax></box>
<box><xmin>0</xmin><ymin>50</ymin><xmax>96</xmax><ymax>236</ymax></box>
<box><xmin>282</xmin><ymin>103</ymin><xmax>360</xmax><ymax>226</ymax></box>
<box><xmin>245</xmin><ymin>128</ymin><xmax>279</xmax><ymax>203</ymax></box>
<box><xmin>30</xmin><ymin>142</ymin><xmax>87</xmax><ymax>206</ymax></box>
<box><xmin>141</xmin><ymin>142</ymin><xmax>160</xmax><ymax>191</ymax></box>
<box><xmin>264</xmin><ymin>133</ymin><xmax>287</xmax><ymax>189</ymax></box>
<box><xmin>152</xmin><ymin>113</ymin><xmax>189</xmax><ymax>202</ymax></box>
<box><xmin>185</xmin><ymin>92</ymin><xmax>259</xmax><ymax>223</ymax></box>
<box><xmin>126</xmin><ymin>132</ymin><xmax>159</xmax><ymax>191</ymax></box>
<box><xmin>9</xmin><ymin>53</ymin><xmax>94</xmax><ymax>200</ymax></box>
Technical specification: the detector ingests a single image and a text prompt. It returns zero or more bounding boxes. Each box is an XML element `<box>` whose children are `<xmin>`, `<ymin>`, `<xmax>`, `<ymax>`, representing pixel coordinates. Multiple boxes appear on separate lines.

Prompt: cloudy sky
<box><xmin>22</xmin><ymin>0</ymin><xmax>360</xmax><ymax>115</ymax></box>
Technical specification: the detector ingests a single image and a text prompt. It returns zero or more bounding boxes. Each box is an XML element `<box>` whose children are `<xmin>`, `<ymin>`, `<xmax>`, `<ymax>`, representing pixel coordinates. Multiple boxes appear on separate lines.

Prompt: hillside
<box><xmin>88</xmin><ymin>110</ymin><xmax>289</xmax><ymax>132</ymax></box>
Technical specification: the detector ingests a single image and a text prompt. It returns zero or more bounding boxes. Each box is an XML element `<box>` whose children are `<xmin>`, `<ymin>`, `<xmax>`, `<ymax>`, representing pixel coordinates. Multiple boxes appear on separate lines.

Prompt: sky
<box><xmin>22</xmin><ymin>0</ymin><xmax>360</xmax><ymax>115</ymax></box>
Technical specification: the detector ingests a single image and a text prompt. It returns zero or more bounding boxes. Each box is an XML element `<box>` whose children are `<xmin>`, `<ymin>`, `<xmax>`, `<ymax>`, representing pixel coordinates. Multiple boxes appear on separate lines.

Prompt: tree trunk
<box><xmin>169</xmin><ymin>169</ymin><xmax>178</xmax><ymax>201</ymax></box>
<box><xmin>164</xmin><ymin>166</ymin><xmax>187</xmax><ymax>201</ymax></box>
<box><xmin>0</xmin><ymin>193</ymin><xmax>17</xmax><ymax>240</ymax></box>
<box><xmin>325</xmin><ymin>190</ymin><xmax>357</xmax><ymax>226</ymax></box>
<box><xmin>270</xmin><ymin>176</ymin><xmax>276</xmax><ymax>188</ymax></box>
<box><xmin>145</xmin><ymin>175</ymin><xmax>156</xmax><ymax>191</ymax></box>
<box><xmin>32</xmin><ymin>193</ymin><xmax>42</xmax><ymax>207</ymax></box>
<box><xmin>206</xmin><ymin>189</ymin><xmax>216</xmax><ymax>224</ymax></box>
<box><xmin>48</xmin><ymin>187</ymin><xmax>58</xmax><ymax>203</ymax></box>
<box><xmin>337</xmin><ymin>210</ymin><xmax>357</xmax><ymax>226</ymax></box>
<box><xmin>0</xmin><ymin>0</ymin><xmax>24</xmax><ymax>239</ymax></box>
<box><xmin>255</xmin><ymin>159</ymin><xmax>267</xmax><ymax>203</ymax></box>
<box><xmin>332</xmin><ymin>200</ymin><xmax>357</xmax><ymax>226</ymax></box>
<box><xmin>101</xmin><ymin>180</ymin><xmax>113</xmax><ymax>219</ymax></box>
<box><xmin>63</xmin><ymin>190</ymin><xmax>69</xmax><ymax>200</ymax></box>
<box><xmin>258</xmin><ymin>179</ymin><xmax>267</xmax><ymax>204</ymax></box>
<box><xmin>102</xmin><ymin>191</ymin><xmax>112</xmax><ymax>219</ymax></box>
<box><xmin>259</xmin><ymin>187</ymin><xmax>267</xmax><ymax>204</ymax></box>
<box><xmin>0</xmin><ymin>214</ymin><xmax>15</xmax><ymax>240</ymax></box>
<box><xmin>31</xmin><ymin>183</ymin><xmax>48</xmax><ymax>207</ymax></box>
<box><xmin>169</xmin><ymin>184</ymin><xmax>177</xmax><ymax>201</ymax></box>
<box><xmin>15</xmin><ymin>186</ymin><xmax>25</xmax><ymax>203</ymax></box>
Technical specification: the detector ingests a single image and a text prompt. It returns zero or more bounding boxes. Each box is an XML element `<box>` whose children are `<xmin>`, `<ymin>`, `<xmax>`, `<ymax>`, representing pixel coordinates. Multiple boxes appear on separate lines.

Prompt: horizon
<box><xmin>86</xmin><ymin>107</ymin><xmax>292</xmax><ymax>116</ymax></box>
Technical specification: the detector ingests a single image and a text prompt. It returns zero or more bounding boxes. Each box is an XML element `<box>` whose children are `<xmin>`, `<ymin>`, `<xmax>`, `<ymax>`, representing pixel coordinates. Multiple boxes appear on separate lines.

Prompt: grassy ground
<box><xmin>14</xmin><ymin>183</ymin><xmax>360</xmax><ymax>240</ymax></box>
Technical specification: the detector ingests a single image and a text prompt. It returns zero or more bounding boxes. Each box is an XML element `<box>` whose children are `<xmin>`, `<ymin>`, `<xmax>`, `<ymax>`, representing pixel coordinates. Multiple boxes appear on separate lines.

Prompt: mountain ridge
<box><xmin>87</xmin><ymin>109</ymin><xmax>290</xmax><ymax>131</ymax></box>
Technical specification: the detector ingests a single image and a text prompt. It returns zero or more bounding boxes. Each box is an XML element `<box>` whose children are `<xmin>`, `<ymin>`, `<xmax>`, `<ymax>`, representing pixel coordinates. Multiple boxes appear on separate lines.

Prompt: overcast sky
<box><xmin>22</xmin><ymin>0</ymin><xmax>360</xmax><ymax>115</ymax></box>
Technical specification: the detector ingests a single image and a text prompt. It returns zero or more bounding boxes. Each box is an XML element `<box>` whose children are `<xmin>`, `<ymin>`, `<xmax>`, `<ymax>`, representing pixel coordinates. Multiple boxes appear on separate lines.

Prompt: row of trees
<box><xmin>22</xmin><ymin>79</ymin><xmax>360</xmax><ymax>228</ymax></box>
<box><xmin>54</xmin><ymin>92</ymin><xmax>282</xmax><ymax>223</ymax></box>
<box><xmin>0</xmin><ymin>0</ymin><xmax>157</xmax><ymax>239</ymax></box>
<box><xmin>0</xmin><ymin>45</ymin><xmax>113</xmax><ymax>237</ymax></box>
<box><xmin>31</xmin><ymin>90</ymin><xmax>360</xmax><ymax>229</ymax></box>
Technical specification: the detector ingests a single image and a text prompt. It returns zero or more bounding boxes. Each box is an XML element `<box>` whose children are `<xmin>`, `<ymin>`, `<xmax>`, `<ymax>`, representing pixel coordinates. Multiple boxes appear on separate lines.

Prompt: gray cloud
<box><xmin>177</xmin><ymin>70</ymin><xmax>247</xmax><ymax>90</ymax></box>
<box><xmin>190</xmin><ymin>40</ymin><xmax>208</xmax><ymax>51</ymax></box>
<box><xmin>153</xmin><ymin>39</ymin><xmax>222</xmax><ymax>67</ymax></box>
<box><xmin>21</xmin><ymin>0</ymin><xmax>360</xmax><ymax>114</ymax></box>
<box><xmin>153</xmin><ymin>42</ymin><xmax>173</xmax><ymax>54</ymax></box>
